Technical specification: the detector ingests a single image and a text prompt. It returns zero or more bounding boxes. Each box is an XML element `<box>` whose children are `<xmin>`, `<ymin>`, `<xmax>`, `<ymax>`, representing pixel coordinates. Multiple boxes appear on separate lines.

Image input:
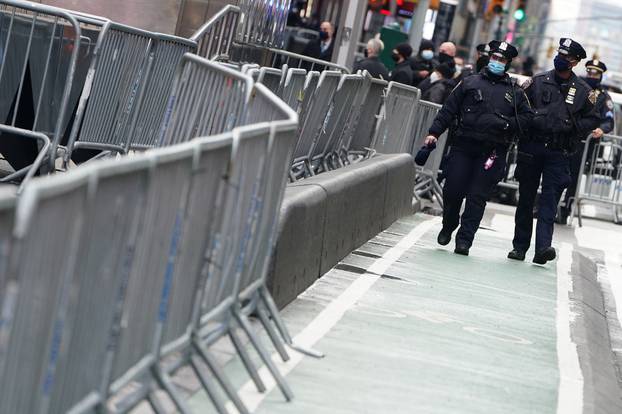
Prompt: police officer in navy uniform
<box><xmin>557</xmin><ymin>59</ymin><xmax>615</xmax><ymax>224</ymax></box>
<box><xmin>424</xmin><ymin>41</ymin><xmax>533</xmax><ymax>255</ymax></box>
<box><xmin>508</xmin><ymin>38</ymin><xmax>601</xmax><ymax>264</ymax></box>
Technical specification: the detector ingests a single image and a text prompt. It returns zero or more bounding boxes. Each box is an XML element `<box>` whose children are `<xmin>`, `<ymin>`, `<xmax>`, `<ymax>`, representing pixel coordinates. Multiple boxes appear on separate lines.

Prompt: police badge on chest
<box><xmin>565</xmin><ymin>87</ymin><xmax>576</xmax><ymax>105</ymax></box>
<box><xmin>504</xmin><ymin>91</ymin><xmax>513</xmax><ymax>103</ymax></box>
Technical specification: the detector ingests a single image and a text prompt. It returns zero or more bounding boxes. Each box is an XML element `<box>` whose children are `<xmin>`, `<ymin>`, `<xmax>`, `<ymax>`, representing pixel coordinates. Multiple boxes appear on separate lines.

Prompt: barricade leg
<box><xmin>192</xmin><ymin>339</ymin><xmax>250</xmax><ymax>414</ymax></box>
<box><xmin>256</xmin><ymin>302</ymin><xmax>290</xmax><ymax>362</ymax></box>
<box><xmin>152</xmin><ymin>367</ymin><xmax>193</xmax><ymax>414</ymax></box>
<box><xmin>259</xmin><ymin>286</ymin><xmax>325</xmax><ymax>358</ymax></box>
<box><xmin>232</xmin><ymin>307</ymin><xmax>294</xmax><ymax>401</ymax></box>
<box><xmin>228</xmin><ymin>327</ymin><xmax>267</xmax><ymax>392</ymax></box>
<box><xmin>189</xmin><ymin>355</ymin><xmax>229</xmax><ymax>414</ymax></box>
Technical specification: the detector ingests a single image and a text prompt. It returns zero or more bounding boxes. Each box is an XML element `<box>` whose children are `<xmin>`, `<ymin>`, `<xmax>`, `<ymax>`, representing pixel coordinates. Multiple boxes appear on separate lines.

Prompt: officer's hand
<box><xmin>424</xmin><ymin>135</ymin><xmax>438</xmax><ymax>146</ymax></box>
<box><xmin>592</xmin><ymin>128</ymin><xmax>604</xmax><ymax>139</ymax></box>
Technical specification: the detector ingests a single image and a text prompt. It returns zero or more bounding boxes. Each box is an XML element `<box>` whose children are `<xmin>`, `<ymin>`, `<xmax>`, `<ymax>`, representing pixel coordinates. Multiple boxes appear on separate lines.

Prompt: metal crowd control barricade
<box><xmin>291</xmin><ymin>70</ymin><xmax>341</xmax><ymax>178</ymax></box>
<box><xmin>65</xmin><ymin>23</ymin><xmax>197</xmax><ymax>158</ymax></box>
<box><xmin>257</xmin><ymin>65</ymin><xmax>285</xmax><ymax>96</ymax></box>
<box><xmin>106</xmin><ymin>144</ymin><xmax>196</xmax><ymax>413</ymax></box>
<box><xmin>336</xmin><ymin>72</ymin><xmax>373</xmax><ymax>164</ymax></box>
<box><xmin>409</xmin><ymin>100</ymin><xmax>448</xmax><ymax>207</ymax></box>
<box><xmin>236</xmin><ymin>0</ymin><xmax>290</xmax><ymax>48</ymax></box>
<box><xmin>158</xmin><ymin>53</ymin><xmax>252</xmax><ymax>146</ymax></box>
<box><xmin>0</xmin><ymin>168</ymin><xmax>91</xmax><ymax>414</ymax></box>
<box><xmin>191</xmin><ymin>4</ymin><xmax>240</xmax><ymax>60</ymax></box>
<box><xmin>310</xmin><ymin>73</ymin><xmax>367</xmax><ymax>172</ymax></box>
<box><xmin>45</xmin><ymin>156</ymin><xmax>152</xmax><ymax>414</ymax></box>
<box><xmin>0</xmin><ymin>0</ymin><xmax>82</xmax><ymax>184</ymax></box>
<box><xmin>241</xmin><ymin>83</ymin><xmax>324</xmax><ymax>359</ymax></box>
<box><xmin>280</xmin><ymin>67</ymin><xmax>307</xmax><ymax>110</ymax></box>
<box><xmin>372</xmin><ymin>81</ymin><xmax>421</xmax><ymax>154</ymax></box>
<box><xmin>157</xmin><ymin>135</ymin><xmax>236</xmax><ymax>414</ymax></box>
<box><xmin>349</xmin><ymin>77</ymin><xmax>388</xmax><ymax>160</ymax></box>
<box><xmin>0</xmin><ymin>187</ymin><xmax>16</xmax><ymax>381</ymax></box>
<box><xmin>570</xmin><ymin>134</ymin><xmax>622</xmax><ymax>226</ymax></box>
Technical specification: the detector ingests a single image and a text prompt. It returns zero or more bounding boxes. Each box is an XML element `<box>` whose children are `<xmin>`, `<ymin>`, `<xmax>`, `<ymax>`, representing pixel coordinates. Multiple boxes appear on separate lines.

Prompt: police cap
<box><xmin>476</xmin><ymin>43</ymin><xmax>491</xmax><ymax>56</ymax></box>
<box><xmin>489</xmin><ymin>40</ymin><xmax>518</xmax><ymax>60</ymax></box>
<box><xmin>585</xmin><ymin>59</ymin><xmax>607</xmax><ymax>74</ymax></box>
<box><xmin>558</xmin><ymin>38</ymin><xmax>587</xmax><ymax>60</ymax></box>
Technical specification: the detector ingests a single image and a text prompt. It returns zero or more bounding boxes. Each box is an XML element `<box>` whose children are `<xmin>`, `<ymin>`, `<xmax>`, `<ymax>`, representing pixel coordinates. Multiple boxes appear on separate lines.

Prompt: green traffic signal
<box><xmin>514</xmin><ymin>8</ymin><xmax>525</xmax><ymax>21</ymax></box>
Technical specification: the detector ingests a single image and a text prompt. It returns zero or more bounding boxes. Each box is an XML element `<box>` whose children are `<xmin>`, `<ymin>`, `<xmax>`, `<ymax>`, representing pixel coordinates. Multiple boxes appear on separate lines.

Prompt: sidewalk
<box><xmin>186</xmin><ymin>207</ymin><xmax>622</xmax><ymax>414</ymax></box>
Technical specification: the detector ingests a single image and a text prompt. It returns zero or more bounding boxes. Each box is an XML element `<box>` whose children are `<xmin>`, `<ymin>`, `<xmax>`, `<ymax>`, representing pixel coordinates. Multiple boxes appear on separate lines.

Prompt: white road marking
<box><xmin>229</xmin><ymin>217</ymin><xmax>440</xmax><ymax>413</ymax></box>
<box><xmin>556</xmin><ymin>242</ymin><xmax>584</xmax><ymax>414</ymax></box>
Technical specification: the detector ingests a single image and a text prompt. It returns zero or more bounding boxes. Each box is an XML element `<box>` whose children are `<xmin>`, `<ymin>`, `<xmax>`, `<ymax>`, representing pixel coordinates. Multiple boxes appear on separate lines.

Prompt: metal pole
<box><xmin>334</xmin><ymin>0</ymin><xmax>368</xmax><ymax>69</ymax></box>
<box><xmin>468</xmin><ymin>0</ymin><xmax>486</xmax><ymax>61</ymax></box>
<box><xmin>409</xmin><ymin>0</ymin><xmax>430</xmax><ymax>50</ymax></box>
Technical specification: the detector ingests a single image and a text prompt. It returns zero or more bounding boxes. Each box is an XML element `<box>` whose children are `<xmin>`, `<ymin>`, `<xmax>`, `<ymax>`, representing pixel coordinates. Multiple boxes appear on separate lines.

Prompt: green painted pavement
<box><xmin>188</xmin><ymin>214</ymin><xmax>562</xmax><ymax>413</ymax></box>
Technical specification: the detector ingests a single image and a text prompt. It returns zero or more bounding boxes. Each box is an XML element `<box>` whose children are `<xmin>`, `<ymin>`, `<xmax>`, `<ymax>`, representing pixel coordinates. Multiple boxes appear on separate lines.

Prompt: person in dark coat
<box><xmin>302</xmin><ymin>21</ymin><xmax>335</xmax><ymax>61</ymax></box>
<box><xmin>409</xmin><ymin>39</ymin><xmax>438</xmax><ymax>87</ymax></box>
<box><xmin>389</xmin><ymin>43</ymin><xmax>414</xmax><ymax>85</ymax></box>
<box><xmin>353</xmin><ymin>38</ymin><xmax>389</xmax><ymax>80</ymax></box>
<box><xmin>557</xmin><ymin>58</ymin><xmax>616</xmax><ymax>224</ymax></box>
<box><xmin>508</xmin><ymin>38</ymin><xmax>601</xmax><ymax>264</ymax></box>
<box><xmin>424</xmin><ymin>41</ymin><xmax>533</xmax><ymax>256</ymax></box>
<box><xmin>421</xmin><ymin>63</ymin><xmax>455</xmax><ymax>104</ymax></box>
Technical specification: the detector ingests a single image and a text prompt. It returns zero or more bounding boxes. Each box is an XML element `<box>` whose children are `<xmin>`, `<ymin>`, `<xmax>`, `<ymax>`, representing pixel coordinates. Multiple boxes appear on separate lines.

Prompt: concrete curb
<box><xmin>570</xmin><ymin>252</ymin><xmax>622</xmax><ymax>413</ymax></box>
<box><xmin>267</xmin><ymin>154</ymin><xmax>415</xmax><ymax>308</ymax></box>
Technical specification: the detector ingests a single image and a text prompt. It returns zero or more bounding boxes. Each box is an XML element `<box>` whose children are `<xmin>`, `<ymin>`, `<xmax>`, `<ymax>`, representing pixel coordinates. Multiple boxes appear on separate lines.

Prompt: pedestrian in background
<box><xmin>303</xmin><ymin>21</ymin><xmax>334</xmax><ymax>61</ymax></box>
<box><xmin>409</xmin><ymin>39</ymin><xmax>438</xmax><ymax>87</ymax></box>
<box><xmin>389</xmin><ymin>43</ymin><xmax>414</xmax><ymax>86</ymax></box>
<box><xmin>421</xmin><ymin>63</ymin><xmax>455</xmax><ymax>104</ymax></box>
<box><xmin>353</xmin><ymin>38</ymin><xmax>389</xmax><ymax>80</ymax></box>
<box><xmin>508</xmin><ymin>38</ymin><xmax>600</xmax><ymax>264</ymax></box>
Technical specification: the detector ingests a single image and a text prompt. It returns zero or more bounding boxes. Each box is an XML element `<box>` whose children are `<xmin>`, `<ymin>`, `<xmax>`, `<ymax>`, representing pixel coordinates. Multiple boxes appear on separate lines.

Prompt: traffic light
<box><xmin>487</xmin><ymin>0</ymin><xmax>505</xmax><ymax>16</ymax></box>
<box><xmin>514</xmin><ymin>0</ymin><xmax>528</xmax><ymax>21</ymax></box>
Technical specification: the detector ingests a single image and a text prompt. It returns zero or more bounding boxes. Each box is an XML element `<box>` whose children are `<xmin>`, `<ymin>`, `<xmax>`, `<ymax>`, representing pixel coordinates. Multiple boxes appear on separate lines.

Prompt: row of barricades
<box><xmin>0</xmin><ymin>0</ymin><xmax>241</xmax><ymax>189</ymax></box>
<box><xmin>226</xmin><ymin>60</ymin><xmax>449</xmax><ymax>183</ymax></box>
<box><xmin>0</xmin><ymin>54</ymin><xmax>308</xmax><ymax>414</ymax></box>
<box><xmin>0</xmin><ymin>2</ymin><xmax>325</xmax><ymax>414</ymax></box>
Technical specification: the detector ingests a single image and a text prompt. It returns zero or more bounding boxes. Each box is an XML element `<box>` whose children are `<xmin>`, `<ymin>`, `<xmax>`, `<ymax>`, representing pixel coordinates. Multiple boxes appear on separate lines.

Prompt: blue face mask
<box><xmin>421</xmin><ymin>50</ymin><xmax>434</xmax><ymax>61</ymax></box>
<box><xmin>487</xmin><ymin>60</ymin><xmax>506</xmax><ymax>75</ymax></box>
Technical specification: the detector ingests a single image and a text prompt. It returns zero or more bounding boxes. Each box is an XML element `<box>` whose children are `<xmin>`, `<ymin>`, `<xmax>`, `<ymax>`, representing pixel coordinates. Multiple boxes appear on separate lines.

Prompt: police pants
<box><xmin>513</xmin><ymin>142</ymin><xmax>572</xmax><ymax>252</ymax></box>
<box><xmin>442</xmin><ymin>146</ymin><xmax>506</xmax><ymax>247</ymax></box>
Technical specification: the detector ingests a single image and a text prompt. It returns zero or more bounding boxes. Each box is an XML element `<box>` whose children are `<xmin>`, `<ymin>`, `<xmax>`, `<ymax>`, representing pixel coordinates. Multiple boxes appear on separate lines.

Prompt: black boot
<box><xmin>507</xmin><ymin>249</ymin><xmax>526</xmax><ymax>261</ymax></box>
<box><xmin>437</xmin><ymin>229</ymin><xmax>452</xmax><ymax>246</ymax></box>
<box><xmin>533</xmin><ymin>247</ymin><xmax>556</xmax><ymax>265</ymax></box>
<box><xmin>454</xmin><ymin>242</ymin><xmax>470</xmax><ymax>256</ymax></box>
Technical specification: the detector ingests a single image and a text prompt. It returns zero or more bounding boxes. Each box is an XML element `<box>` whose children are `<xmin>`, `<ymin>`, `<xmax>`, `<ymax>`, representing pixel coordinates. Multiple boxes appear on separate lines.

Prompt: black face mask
<box><xmin>438</xmin><ymin>52</ymin><xmax>454</xmax><ymax>64</ymax></box>
<box><xmin>583</xmin><ymin>76</ymin><xmax>600</xmax><ymax>89</ymax></box>
<box><xmin>476</xmin><ymin>56</ymin><xmax>489</xmax><ymax>72</ymax></box>
<box><xmin>319</xmin><ymin>31</ymin><xmax>329</xmax><ymax>41</ymax></box>
<box><xmin>364</xmin><ymin>49</ymin><xmax>368</xmax><ymax>58</ymax></box>
<box><xmin>391</xmin><ymin>53</ymin><xmax>401</xmax><ymax>62</ymax></box>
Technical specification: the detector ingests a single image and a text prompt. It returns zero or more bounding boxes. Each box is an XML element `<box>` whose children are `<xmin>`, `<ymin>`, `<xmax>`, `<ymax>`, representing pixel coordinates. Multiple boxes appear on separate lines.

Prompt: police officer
<box><xmin>475</xmin><ymin>43</ymin><xmax>492</xmax><ymax>72</ymax></box>
<box><xmin>557</xmin><ymin>59</ymin><xmax>615</xmax><ymax>224</ymax></box>
<box><xmin>424</xmin><ymin>41</ymin><xmax>533</xmax><ymax>255</ymax></box>
<box><xmin>508</xmin><ymin>38</ymin><xmax>601</xmax><ymax>264</ymax></box>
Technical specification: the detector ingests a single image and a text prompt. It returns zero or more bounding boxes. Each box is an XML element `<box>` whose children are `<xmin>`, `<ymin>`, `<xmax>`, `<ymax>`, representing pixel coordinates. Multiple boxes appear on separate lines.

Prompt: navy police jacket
<box><xmin>522</xmin><ymin>70</ymin><xmax>600</xmax><ymax>147</ymax></box>
<box><xmin>428</xmin><ymin>69</ymin><xmax>533</xmax><ymax>146</ymax></box>
<box><xmin>593</xmin><ymin>85</ymin><xmax>615</xmax><ymax>136</ymax></box>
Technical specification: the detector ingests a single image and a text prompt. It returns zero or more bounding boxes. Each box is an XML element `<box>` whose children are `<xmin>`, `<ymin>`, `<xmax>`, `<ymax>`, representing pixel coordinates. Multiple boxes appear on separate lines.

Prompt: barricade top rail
<box><xmin>0</xmin><ymin>0</ymin><xmax>82</xmax><ymax>167</ymax></box>
<box><xmin>190</xmin><ymin>4</ymin><xmax>240</xmax><ymax>40</ymax></box>
<box><xmin>158</xmin><ymin>53</ymin><xmax>254</xmax><ymax>147</ymax></box>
